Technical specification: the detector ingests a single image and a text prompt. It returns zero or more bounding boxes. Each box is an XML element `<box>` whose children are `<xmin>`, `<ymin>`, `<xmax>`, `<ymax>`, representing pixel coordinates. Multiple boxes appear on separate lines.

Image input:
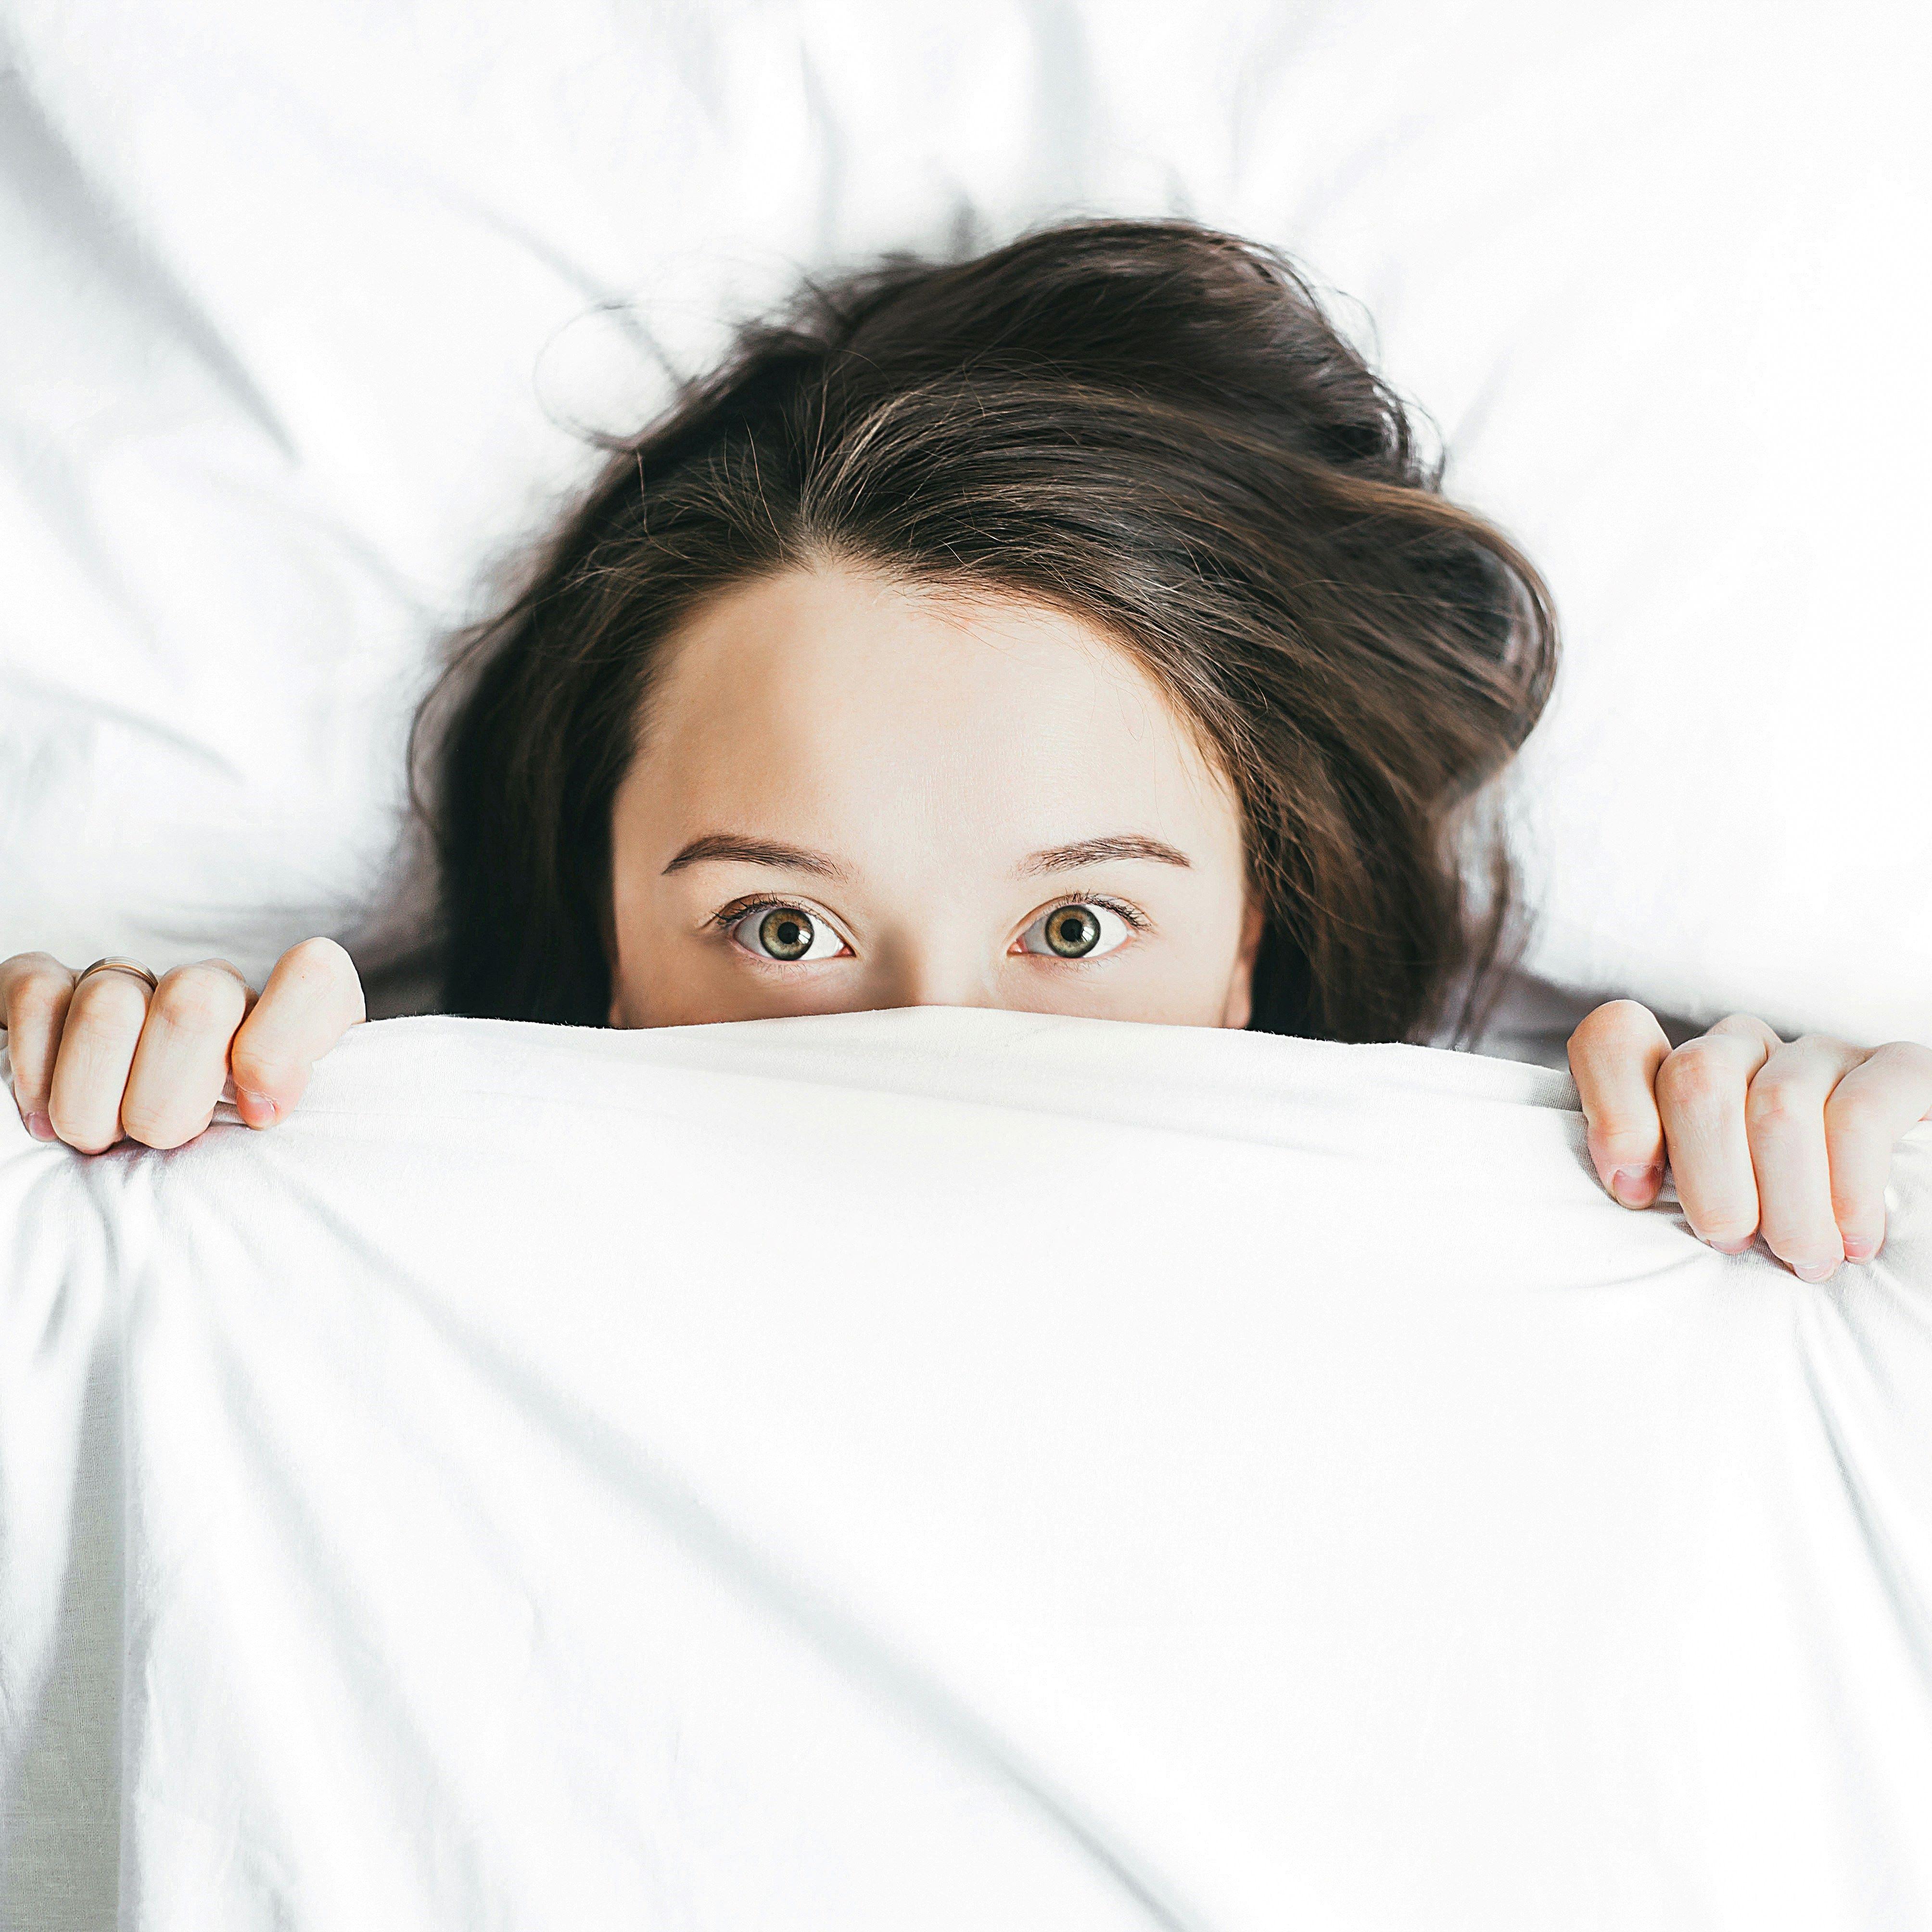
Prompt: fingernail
<box><xmin>26</xmin><ymin>1111</ymin><xmax>55</xmax><ymax>1142</ymax></box>
<box><xmin>1842</xmin><ymin>1235</ymin><xmax>1878</xmax><ymax>1262</ymax></box>
<box><xmin>1792</xmin><ymin>1259</ymin><xmax>1839</xmax><ymax>1284</ymax></box>
<box><xmin>238</xmin><ymin>1089</ymin><xmax>278</xmax><ymax>1123</ymax></box>
<box><xmin>1610</xmin><ymin>1165</ymin><xmax>1661</xmax><ymax>1207</ymax></box>
<box><xmin>1704</xmin><ymin>1234</ymin><xmax>1754</xmax><ymax>1255</ymax></box>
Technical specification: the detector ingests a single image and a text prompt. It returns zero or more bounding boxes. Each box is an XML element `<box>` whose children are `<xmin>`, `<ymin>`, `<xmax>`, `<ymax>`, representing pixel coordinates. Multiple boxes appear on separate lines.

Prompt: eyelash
<box><xmin>702</xmin><ymin>892</ymin><xmax>1152</xmax><ymax>953</ymax></box>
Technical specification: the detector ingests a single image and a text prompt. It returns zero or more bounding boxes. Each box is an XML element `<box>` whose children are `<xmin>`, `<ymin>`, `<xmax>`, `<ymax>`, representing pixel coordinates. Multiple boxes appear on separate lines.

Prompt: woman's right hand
<box><xmin>1</xmin><ymin>939</ymin><xmax>366</xmax><ymax>1153</ymax></box>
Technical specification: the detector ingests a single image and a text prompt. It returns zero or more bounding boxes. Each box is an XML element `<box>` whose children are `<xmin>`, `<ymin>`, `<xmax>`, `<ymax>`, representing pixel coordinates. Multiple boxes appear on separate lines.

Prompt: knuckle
<box><xmin>283</xmin><ymin>936</ymin><xmax>349</xmax><ymax>982</ymax></box>
<box><xmin>1707</xmin><ymin>1012</ymin><xmax>1779</xmax><ymax>1047</ymax></box>
<box><xmin>6</xmin><ymin>974</ymin><xmax>68</xmax><ymax>1034</ymax></box>
<box><xmin>1655</xmin><ymin>1046</ymin><xmax>1729</xmax><ymax>1113</ymax></box>
<box><xmin>152</xmin><ymin>967</ymin><xmax>244</xmax><ymax>1034</ymax></box>
<box><xmin>1869</xmin><ymin>1040</ymin><xmax>1932</xmax><ymax>1082</ymax></box>
<box><xmin>1742</xmin><ymin>1079</ymin><xmax>1810</xmax><ymax>1130</ymax></box>
<box><xmin>69</xmin><ymin>971</ymin><xmax>151</xmax><ymax>1033</ymax></box>
<box><xmin>280</xmin><ymin>937</ymin><xmax>362</xmax><ymax>1013</ymax></box>
<box><xmin>2</xmin><ymin>950</ymin><xmax>68</xmax><ymax>986</ymax></box>
<box><xmin>1822</xmin><ymin>1085</ymin><xmax>1887</xmax><ymax>1136</ymax></box>
<box><xmin>1602</xmin><ymin>997</ymin><xmax>1653</xmax><ymax>1022</ymax></box>
<box><xmin>11</xmin><ymin>960</ymin><xmax>70</xmax><ymax>997</ymax></box>
<box><xmin>1569</xmin><ymin>998</ymin><xmax>1653</xmax><ymax>1049</ymax></box>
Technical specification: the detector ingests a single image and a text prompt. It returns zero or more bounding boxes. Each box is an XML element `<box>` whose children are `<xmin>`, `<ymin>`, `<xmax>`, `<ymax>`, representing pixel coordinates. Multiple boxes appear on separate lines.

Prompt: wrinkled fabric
<box><xmin>4</xmin><ymin>1007</ymin><xmax>1931</xmax><ymax>1929</ymax></box>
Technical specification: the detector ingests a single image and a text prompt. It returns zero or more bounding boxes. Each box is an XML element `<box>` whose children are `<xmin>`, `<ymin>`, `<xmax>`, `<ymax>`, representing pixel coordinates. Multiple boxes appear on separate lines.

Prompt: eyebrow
<box><xmin>662</xmin><ymin>831</ymin><xmax>1192</xmax><ymax>880</ymax></box>
<box><xmin>1013</xmin><ymin>835</ymin><xmax>1193</xmax><ymax>877</ymax></box>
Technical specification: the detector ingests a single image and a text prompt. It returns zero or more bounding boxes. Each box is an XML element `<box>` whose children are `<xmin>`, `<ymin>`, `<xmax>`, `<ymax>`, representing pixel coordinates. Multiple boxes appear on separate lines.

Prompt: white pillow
<box><xmin>1</xmin><ymin>0</ymin><xmax>1925</xmax><ymax>1042</ymax></box>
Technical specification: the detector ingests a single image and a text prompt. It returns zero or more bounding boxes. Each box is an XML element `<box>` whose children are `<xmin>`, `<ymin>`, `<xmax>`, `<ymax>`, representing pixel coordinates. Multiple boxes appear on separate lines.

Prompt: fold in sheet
<box><xmin>3</xmin><ymin>1008</ymin><xmax>1930</xmax><ymax>1930</ymax></box>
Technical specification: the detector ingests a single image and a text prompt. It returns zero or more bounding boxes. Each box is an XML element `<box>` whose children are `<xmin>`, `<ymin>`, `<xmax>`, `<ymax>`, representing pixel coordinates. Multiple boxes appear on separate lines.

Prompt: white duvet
<box><xmin>5</xmin><ymin>1008</ymin><xmax>1931</xmax><ymax>1929</ymax></box>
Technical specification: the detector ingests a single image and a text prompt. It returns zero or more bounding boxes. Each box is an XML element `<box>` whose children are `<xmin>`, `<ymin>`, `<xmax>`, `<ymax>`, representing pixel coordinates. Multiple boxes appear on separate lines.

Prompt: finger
<box><xmin>1566</xmin><ymin>999</ymin><xmax>1672</xmax><ymax>1206</ymax></box>
<box><xmin>1</xmin><ymin>953</ymin><xmax>77</xmax><ymax>1141</ymax></box>
<box><xmin>46</xmin><ymin>967</ymin><xmax>155</xmax><ymax>1153</ymax></box>
<box><xmin>1742</xmin><ymin>1035</ymin><xmax>1868</xmax><ymax>1280</ymax></box>
<box><xmin>1821</xmin><ymin>1042</ymin><xmax>1932</xmax><ymax>1265</ymax></box>
<box><xmin>228</xmin><ymin>938</ymin><xmax>366</xmax><ymax>1129</ymax></box>
<box><xmin>120</xmin><ymin>961</ymin><xmax>254</xmax><ymax>1150</ymax></box>
<box><xmin>1653</xmin><ymin>1017</ymin><xmax>1781</xmax><ymax>1252</ymax></box>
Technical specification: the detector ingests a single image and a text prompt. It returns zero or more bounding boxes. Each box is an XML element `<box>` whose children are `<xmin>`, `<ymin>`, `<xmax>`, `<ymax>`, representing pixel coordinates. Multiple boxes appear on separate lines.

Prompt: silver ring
<box><xmin>75</xmin><ymin>956</ymin><xmax>160</xmax><ymax>995</ymax></box>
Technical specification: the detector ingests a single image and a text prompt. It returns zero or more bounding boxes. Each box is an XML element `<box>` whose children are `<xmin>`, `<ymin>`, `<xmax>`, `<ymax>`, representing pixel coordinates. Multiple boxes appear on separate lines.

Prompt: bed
<box><xmin>3</xmin><ymin>3</ymin><xmax>1929</xmax><ymax>1925</ymax></box>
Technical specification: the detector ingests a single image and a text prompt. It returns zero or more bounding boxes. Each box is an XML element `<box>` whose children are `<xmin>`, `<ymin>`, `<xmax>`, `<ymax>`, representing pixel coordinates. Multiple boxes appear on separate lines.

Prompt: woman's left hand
<box><xmin>1567</xmin><ymin>1001</ymin><xmax>1932</xmax><ymax>1281</ymax></box>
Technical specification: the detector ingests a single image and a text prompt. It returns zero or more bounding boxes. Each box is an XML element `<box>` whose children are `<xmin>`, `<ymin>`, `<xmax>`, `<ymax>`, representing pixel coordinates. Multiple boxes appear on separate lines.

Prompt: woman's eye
<box><xmin>727</xmin><ymin>902</ymin><xmax>848</xmax><ymax>963</ymax></box>
<box><xmin>1017</xmin><ymin>901</ymin><xmax>1133</xmax><ymax>960</ymax></box>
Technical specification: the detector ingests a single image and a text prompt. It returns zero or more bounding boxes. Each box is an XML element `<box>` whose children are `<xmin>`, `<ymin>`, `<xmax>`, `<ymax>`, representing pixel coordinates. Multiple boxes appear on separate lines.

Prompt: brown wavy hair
<box><xmin>415</xmin><ymin>216</ymin><xmax>1558</xmax><ymax>1046</ymax></box>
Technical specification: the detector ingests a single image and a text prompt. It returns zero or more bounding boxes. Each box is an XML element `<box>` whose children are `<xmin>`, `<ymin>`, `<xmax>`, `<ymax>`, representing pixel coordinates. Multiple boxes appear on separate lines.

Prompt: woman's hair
<box><xmin>416</xmin><ymin>216</ymin><xmax>1558</xmax><ymax>1045</ymax></box>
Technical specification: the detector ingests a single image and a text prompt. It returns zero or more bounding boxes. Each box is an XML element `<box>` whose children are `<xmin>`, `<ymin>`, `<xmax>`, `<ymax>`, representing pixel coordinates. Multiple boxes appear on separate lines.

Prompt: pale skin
<box><xmin>4</xmin><ymin>559</ymin><xmax>1929</xmax><ymax>1283</ymax></box>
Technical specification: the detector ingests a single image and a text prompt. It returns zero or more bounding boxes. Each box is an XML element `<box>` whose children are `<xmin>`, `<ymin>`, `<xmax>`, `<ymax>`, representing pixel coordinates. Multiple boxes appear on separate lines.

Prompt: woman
<box><xmin>4</xmin><ymin>218</ymin><xmax>1926</xmax><ymax>1280</ymax></box>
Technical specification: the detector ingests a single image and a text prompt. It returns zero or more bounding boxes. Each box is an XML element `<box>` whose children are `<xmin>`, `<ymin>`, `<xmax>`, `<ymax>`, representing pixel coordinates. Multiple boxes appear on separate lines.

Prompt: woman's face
<box><xmin>606</xmin><ymin>559</ymin><xmax>1263</xmax><ymax>1030</ymax></box>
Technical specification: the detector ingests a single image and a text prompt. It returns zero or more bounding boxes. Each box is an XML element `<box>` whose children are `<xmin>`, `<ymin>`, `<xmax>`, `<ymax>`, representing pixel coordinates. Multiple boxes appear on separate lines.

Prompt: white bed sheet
<box><xmin>4</xmin><ymin>1007</ymin><xmax>1931</xmax><ymax>1928</ymax></box>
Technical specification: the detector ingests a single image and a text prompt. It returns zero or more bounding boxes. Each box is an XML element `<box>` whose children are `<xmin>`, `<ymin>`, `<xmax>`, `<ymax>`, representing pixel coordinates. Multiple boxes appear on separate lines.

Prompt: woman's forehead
<box><xmin>642</xmin><ymin>561</ymin><xmax>1236</xmax><ymax>821</ymax></box>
